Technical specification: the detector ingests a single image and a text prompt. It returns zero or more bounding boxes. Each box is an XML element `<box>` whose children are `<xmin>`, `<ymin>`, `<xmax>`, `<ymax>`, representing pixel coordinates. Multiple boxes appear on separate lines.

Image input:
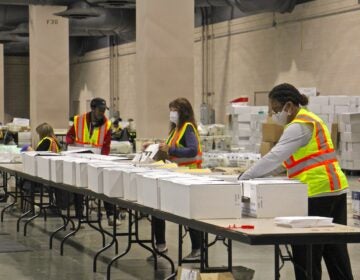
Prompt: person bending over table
<box><xmin>239</xmin><ymin>83</ymin><xmax>353</xmax><ymax>280</ymax></box>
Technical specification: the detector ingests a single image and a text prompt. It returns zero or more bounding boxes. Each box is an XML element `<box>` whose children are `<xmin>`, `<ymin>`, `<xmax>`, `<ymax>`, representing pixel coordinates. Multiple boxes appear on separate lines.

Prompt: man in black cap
<box><xmin>66</xmin><ymin>97</ymin><xmax>120</xmax><ymax>226</ymax></box>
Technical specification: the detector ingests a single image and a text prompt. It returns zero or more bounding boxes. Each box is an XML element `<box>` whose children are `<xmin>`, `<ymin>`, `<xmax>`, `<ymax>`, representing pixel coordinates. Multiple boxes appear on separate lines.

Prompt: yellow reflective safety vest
<box><xmin>36</xmin><ymin>136</ymin><xmax>60</xmax><ymax>153</ymax></box>
<box><xmin>283</xmin><ymin>108</ymin><xmax>348</xmax><ymax>197</ymax></box>
<box><xmin>74</xmin><ymin>113</ymin><xmax>111</xmax><ymax>148</ymax></box>
<box><xmin>166</xmin><ymin>122</ymin><xmax>202</xmax><ymax>169</ymax></box>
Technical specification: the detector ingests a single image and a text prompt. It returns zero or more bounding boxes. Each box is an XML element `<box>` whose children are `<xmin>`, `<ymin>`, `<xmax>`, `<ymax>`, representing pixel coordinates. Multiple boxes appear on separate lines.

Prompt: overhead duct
<box><xmin>69</xmin><ymin>8</ymin><xmax>135</xmax><ymax>36</ymax></box>
<box><xmin>87</xmin><ymin>0</ymin><xmax>136</xmax><ymax>9</ymax></box>
<box><xmin>195</xmin><ymin>0</ymin><xmax>231</xmax><ymax>7</ymax></box>
<box><xmin>229</xmin><ymin>0</ymin><xmax>297</xmax><ymax>13</ymax></box>
<box><xmin>0</xmin><ymin>24</ymin><xmax>15</xmax><ymax>31</ymax></box>
<box><xmin>4</xmin><ymin>41</ymin><xmax>29</xmax><ymax>55</ymax></box>
<box><xmin>54</xmin><ymin>1</ymin><xmax>101</xmax><ymax>19</ymax></box>
<box><xmin>0</xmin><ymin>0</ymin><xmax>74</xmax><ymax>6</ymax></box>
<box><xmin>8</xmin><ymin>22</ymin><xmax>28</xmax><ymax>36</ymax></box>
<box><xmin>0</xmin><ymin>33</ymin><xmax>24</xmax><ymax>43</ymax></box>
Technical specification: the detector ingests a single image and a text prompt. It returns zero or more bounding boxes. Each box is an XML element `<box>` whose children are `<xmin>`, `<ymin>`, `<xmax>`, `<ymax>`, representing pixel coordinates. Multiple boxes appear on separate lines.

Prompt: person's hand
<box><xmin>142</xmin><ymin>141</ymin><xmax>154</xmax><ymax>151</ymax></box>
<box><xmin>159</xmin><ymin>143</ymin><xmax>169</xmax><ymax>153</ymax></box>
<box><xmin>20</xmin><ymin>144</ymin><xmax>33</xmax><ymax>152</ymax></box>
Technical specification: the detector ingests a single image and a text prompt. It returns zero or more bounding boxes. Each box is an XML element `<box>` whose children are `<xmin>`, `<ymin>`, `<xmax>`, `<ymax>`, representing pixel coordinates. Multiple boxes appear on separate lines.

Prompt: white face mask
<box><xmin>271</xmin><ymin>105</ymin><xmax>290</xmax><ymax>126</ymax></box>
<box><xmin>170</xmin><ymin>111</ymin><xmax>179</xmax><ymax>125</ymax></box>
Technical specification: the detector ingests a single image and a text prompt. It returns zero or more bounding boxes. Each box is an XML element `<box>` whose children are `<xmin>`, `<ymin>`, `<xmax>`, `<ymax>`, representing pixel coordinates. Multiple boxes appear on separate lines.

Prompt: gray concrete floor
<box><xmin>0</xmin><ymin>176</ymin><xmax>359</xmax><ymax>280</ymax></box>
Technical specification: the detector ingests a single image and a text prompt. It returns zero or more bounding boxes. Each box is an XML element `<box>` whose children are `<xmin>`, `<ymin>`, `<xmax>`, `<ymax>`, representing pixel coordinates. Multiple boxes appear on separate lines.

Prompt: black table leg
<box><xmin>275</xmin><ymin>245</ymin><xmax>280</xmax><ymax>280</ymax></box>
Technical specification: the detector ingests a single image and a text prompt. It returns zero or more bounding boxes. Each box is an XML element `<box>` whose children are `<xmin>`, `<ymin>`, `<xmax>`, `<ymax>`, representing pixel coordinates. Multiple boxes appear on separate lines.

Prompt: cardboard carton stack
<box><xmin>202</xmin><ymin>152</ymin><xmax>260</xmax><ymax>169</ymax></box>
<box><xmin>226</xmin><ymin>104</ymin><xmax>267</xmax><ymax>152</ymax></box>
<box><xmin>338</xmin><ymin>113</ymin><xmax>360</xmax><ymax>170</ymax></box>
<box><xmin>308</xmin><ymin>96</ymin><xmax>360</xmax><ymax>132</ymax></box>
<box><xmin>199</xmin><ymin>124</ymin><xmax>232</xmax><ymax>152</ymax></box>
<box><xmin>260</xmin><ymin>120</ymin><xmax>284</xmax><ymax>157</ymax></box>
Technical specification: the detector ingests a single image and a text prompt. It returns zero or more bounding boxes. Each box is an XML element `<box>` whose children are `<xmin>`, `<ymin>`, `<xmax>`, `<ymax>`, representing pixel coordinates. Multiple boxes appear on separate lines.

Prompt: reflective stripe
<box><xmin>36</xmin><ymin>137</ymin><xmax>60</xmax><ymax>153</ymax></box>
<box><xmin>74</xmin><ymin>113</ymin><xmax>109</xmax><ymax>147</ymax></box>
<box><xmin>287</xmin><ymin>151</ymin><xmax>337</xmax><ymax>177</ymax></box>
<box><xmin>166</xmin><ymin>130</ymin><xmax>176</xmax><ymax>145</ymax></box>
<box><xmin>296</xmin><ymin>114</ymin><xmax>329</xmax><ymax>150</ymax></box>
<box><xmin>284</xmin><ymin>155</ymin><xmax>295</xmax><ymax>167</ymax></box>
<box><xmin>284</xmin><ymin>149</ymin><xmax>335</xmax><ymax>169</ymax></box>
<box><xmin>75</xmin><ymin>114</ymin><xmax>84</xmax><ymax>142</ymax></box>
<box><xmin>326</xmin><ymin>163</ymin><xmax>341</xmax><ymax>191</ymax></box>
<box><xmin>166</xmin><ymin>122</ymin><xmax>202</xmax><ymax>168</ymax></box>
<box><xmin>98</xmin><ymin>125</ymin><xmax>104</xmax><ymax>145</ymax></box>
<box><xmin>170</xmin><ymin>154</ymin><xmax>202</xmax><ymax>165</ymax></box>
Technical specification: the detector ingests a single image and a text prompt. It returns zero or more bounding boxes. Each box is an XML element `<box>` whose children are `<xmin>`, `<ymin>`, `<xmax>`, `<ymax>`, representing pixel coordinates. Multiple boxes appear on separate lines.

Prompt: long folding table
<box><xmin>1</xmin><ymin>163</ymin><xmax>360</xmax><ymax>280</ymax></box>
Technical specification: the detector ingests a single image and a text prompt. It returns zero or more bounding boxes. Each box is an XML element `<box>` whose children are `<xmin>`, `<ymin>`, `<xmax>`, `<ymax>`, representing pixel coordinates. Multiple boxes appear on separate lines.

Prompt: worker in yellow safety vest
<box><xmin>36</xmin><ymin>123</ymin><xmax>61</xmax><ymax>153</ymax></box>
<box><xmin>146</xmin><ymin>97</ymin><xmax>203</xmax><ymax>262</ymax></box>
<box><xmin>66</xmin><ymin>97</ymin><xmax>120</xmax><ymax>227</ymax></box>
<box><xmin>239</xmin><ymin>83</ymin><xmax>353</xmax><ymax>280</ymax></box>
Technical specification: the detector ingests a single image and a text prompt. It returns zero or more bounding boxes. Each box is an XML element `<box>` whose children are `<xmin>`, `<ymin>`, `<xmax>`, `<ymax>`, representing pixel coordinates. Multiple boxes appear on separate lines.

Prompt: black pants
<box><xmin>291</xmin><ymin>193</ymin><xmax>353</xmax><ymax>280</ymax></box>
<box><xmin>73</xmin><ymin>194</ymin><xmax>116</xmax><ymax>218</ymax></box>
<box><xmin>152</xmin><ymin>217</ymin><xmax>202</xmax><ymax>250</ymax></box>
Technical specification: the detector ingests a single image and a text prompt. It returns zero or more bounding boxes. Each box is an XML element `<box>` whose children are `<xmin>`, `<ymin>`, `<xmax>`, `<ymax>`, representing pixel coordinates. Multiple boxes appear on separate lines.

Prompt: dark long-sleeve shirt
<box><xmin>168</xmin><ymin>125</ymin><xmax>199</xmax><ymax>158</ymax></box>
<box><xmin>66</xmin><ymin>112</ymin><xmax>112</xmax><ymax>155</ymax></box>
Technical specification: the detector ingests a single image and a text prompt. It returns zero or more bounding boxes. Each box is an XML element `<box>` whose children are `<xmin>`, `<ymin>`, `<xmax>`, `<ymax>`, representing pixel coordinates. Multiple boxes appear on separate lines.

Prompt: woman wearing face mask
<box><xmin>148</xmin><ymin>97</ymin><xmax>203</xmax><ymax>262</ymax></box>
<box><xmin>239</xmin><ymin>83</ymin><xmax>353</xmax><ymax>280</ymax></box>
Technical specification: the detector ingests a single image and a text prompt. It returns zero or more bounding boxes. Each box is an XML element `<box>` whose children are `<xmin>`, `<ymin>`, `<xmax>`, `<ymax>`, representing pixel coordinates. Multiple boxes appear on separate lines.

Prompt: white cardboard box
<box><xmin>233</xmin><ymin>106</ymin><xmax>251</xmax><ymax>115</ymax></box>
<box><xmin>338</xmin><ymin>113</ymin><xmax>360</xmax><ymax>124</ymax></box>
<box><xmin>122</xmin><ymin>168</ymin><xmax>150</xmax><ymax>201</ymax></box>
<box><xmin>340</xmin><ymin>151</ymin><xmax>360</xmax><ymax>161</ymax></box>
<box><xmin>159</xmin><ymin>178</ymin><xmax>242</xmax><ymax>219</ymax></box>
<box><xmin>321</xmin><ymin>105</ymin><xmax>334</xmax><ymax>114</ymax></box>
<box><xmin>22</xmin><ymin>151</ymin><xmax>55</xmax><ymax>176</ymax></box>
<box><xmin>329</xmin><ymin>96</ymin><xmax>351</xmax><ymax>106</ymax></box>
<box><xmin>102</xmin><ymin>166</ymin><xmax>133</xmax><ymax>197</ymax></box>
<box><xmin>335</xmin><ymin>106</ymin><xmax>349</xmax><ymax>115</ymax></box>
<box><xmin>75</xmin><ymin>160</ymin><xmax>90</xmax><ymax>188</ymax></box>
<box><xmin>50</xmin><ymin>156</ymin><xmax>69</xmax><ymax>183</ymax></box>
<box><xmin>22</xmin><ymin>152</ymin><xmax>38</xmax><ymax>176</ymax></box>
<box><xmin>87</xmin><ymin>162</ymin><xmax>119</xmax><ymax>193</ymax></box>
<box><xmin>237</xmin><ymin>113</ymin><xmax>251</xmax><ymax>122</ymax></box>
<box><xmin>307</xmin><ymin>104</ymin><xmax>321</xmax><ymax>113</ymax></box>
<box><xmin>240</xmin><ymin>179</ymin><xmax>308</xmax><ymax>218</ymax></box>
<box><xmin>309</xmin><ymin>96</ymin><xmax>329</xmax><ymax>105</ymax></box>
<box><xmin>37</xmin><ymin>156</ymin><xmax>59</xmax><ymax>180</ymax></box>
<box><xmin>343</xmin><ymin>142</ymin><xmax>360</xmax><ymax>152</ymax></box>
<box><xmin>339</xmin><ymin>122</ymin><xmax>360</xmax><ymax>133</ymax></box>
<box><xmin>340</xmin><ymin>132</ymin><xmax>360</xmax><ymax>142</ymax></box>
<box><xmin>62</xmin><ymin>158</ymin><xmax>81</xmax><ymax>186</ymax></box>
<box><xmin>136</xmin><ymin>172</ymin><xmax>179</xmax><ymax>208</ymax></box>
<box><xmin>318</xmin><ymin>114</ymin><xmax>329</xmax><ymax>123</ymax></box>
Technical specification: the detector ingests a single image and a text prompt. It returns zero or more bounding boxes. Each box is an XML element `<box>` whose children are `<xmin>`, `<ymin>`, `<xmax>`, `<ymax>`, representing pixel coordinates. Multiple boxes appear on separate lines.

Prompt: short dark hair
<box><xmin>269</xmin><ymin>83</ymin><xmax>309</xmax><ymax>106</ymax></box>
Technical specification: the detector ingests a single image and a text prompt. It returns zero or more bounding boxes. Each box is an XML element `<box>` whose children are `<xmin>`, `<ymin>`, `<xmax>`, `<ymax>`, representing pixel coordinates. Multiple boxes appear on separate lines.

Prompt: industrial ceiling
<box><xmin>0</xmin><ymin>0</ymin><xmax>313</xmax><ymax>55</ymax></box>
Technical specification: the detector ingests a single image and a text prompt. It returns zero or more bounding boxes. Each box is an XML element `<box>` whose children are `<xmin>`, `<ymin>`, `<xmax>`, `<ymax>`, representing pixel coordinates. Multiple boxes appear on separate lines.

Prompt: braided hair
<box><xmin>268</xmin><ymin>83</ymin><xmax>309</xmax><ymax>107</ymax></box>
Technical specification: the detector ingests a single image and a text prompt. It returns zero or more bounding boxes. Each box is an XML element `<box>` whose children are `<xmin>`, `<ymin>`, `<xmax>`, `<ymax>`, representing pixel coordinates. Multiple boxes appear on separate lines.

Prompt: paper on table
<box><xmin>274</xmin><ymin>216</ymin><xmax>334</xmax><ymax>228</ymax></box>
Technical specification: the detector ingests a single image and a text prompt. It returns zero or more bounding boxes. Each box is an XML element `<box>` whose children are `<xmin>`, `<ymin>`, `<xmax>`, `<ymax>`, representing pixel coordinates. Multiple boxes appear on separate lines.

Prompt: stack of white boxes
<box><xmin>338</xmin><ymin>113</ymin><xmax>360</xmax><ymax>170</ymax></box>
<box><xmin>158</xmin><ymin>175</ymin><xmax>242</xmax><ymax>219</ymax></box>
<box><xmin>199</xmin><ymin>124</ymin><xmax>232</xmax><ymax>152</ymax></box>
<box><xmin>226</xmin><ymin>104</ymin><xmax>267</xmax><ymax>152</ymax></box>
<box><xmin>239</xmin><ymin>179</ymin><xmax>308</xmax><ymax>218</ymax></box>
<box><xmin>308</xmin><ymin>96</ymin><xmax>360</xmax><ymax>131</ymax></box>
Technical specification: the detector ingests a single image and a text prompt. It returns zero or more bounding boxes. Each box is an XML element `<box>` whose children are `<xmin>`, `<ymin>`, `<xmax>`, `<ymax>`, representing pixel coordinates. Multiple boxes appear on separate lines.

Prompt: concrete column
<box><xmin>136</xmin><ymin>0</ymin><xmax>194</xmax><ymax>139</ymax></box>
<box><xmin>29</xmin><ymin>5</ymin><xmax>69</xmax><ymax>143</ymax></box>
<box><xmin>0</xmin><ymin>44</ymin><xmax>4</xmax><ymax>124</ymax></box>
